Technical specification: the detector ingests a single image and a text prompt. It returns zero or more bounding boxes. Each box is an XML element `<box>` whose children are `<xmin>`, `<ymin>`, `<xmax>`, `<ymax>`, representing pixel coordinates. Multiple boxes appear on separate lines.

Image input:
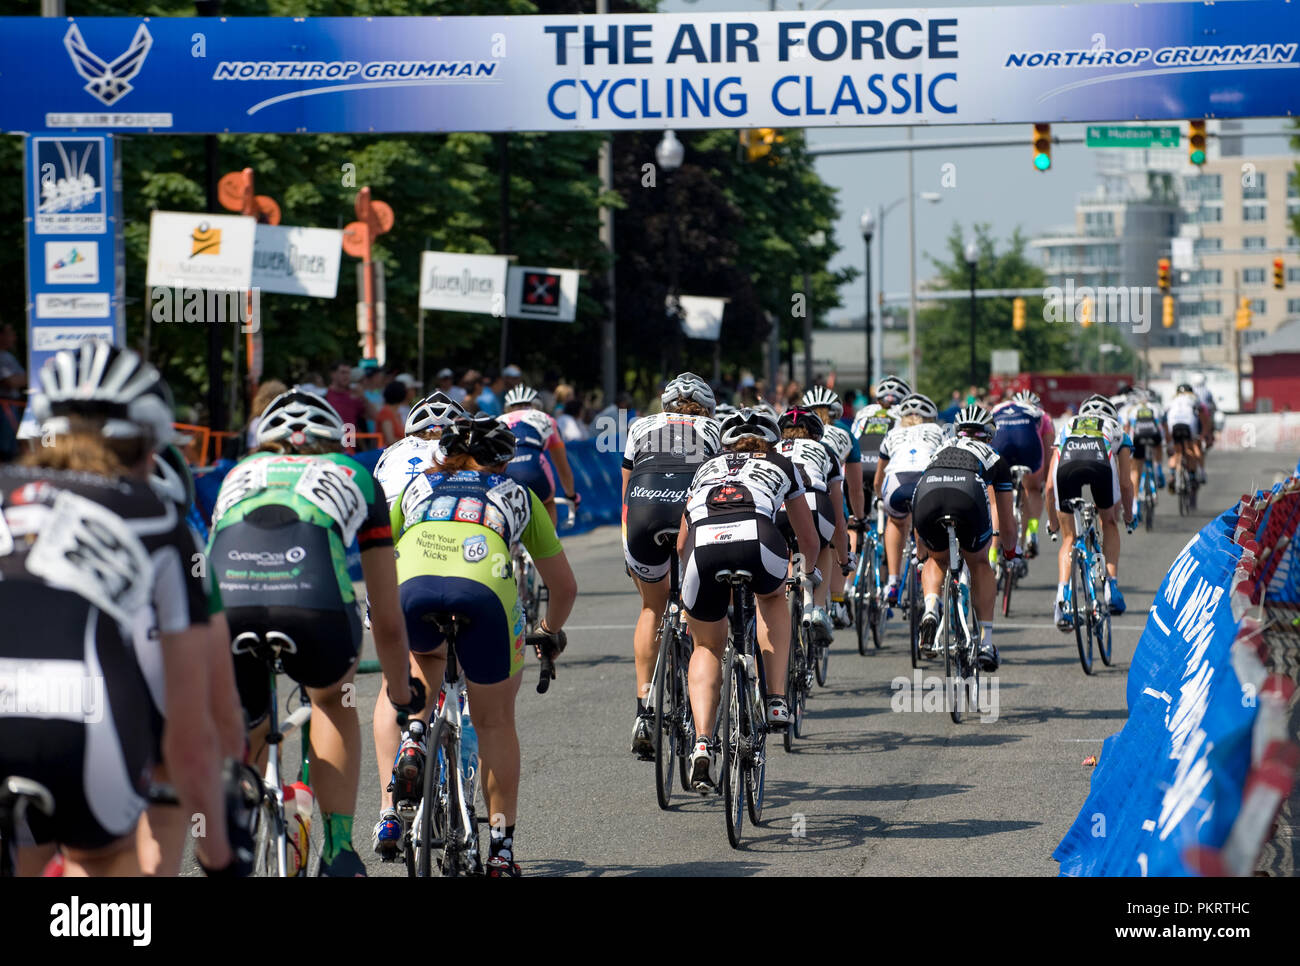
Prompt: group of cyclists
<box><xmin>0</xmin><ymin>338</ymin><xmax>1215</xmax><ymax>877</ymax></box>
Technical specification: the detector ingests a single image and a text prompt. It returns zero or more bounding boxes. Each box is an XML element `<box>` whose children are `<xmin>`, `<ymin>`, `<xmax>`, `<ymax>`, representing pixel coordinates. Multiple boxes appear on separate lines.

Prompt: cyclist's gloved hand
<box><xmin>805</xmin><ymin>567</ymin><xmax>823</xmax><ymax>588</ymax></box>
<box><xmin>388</xmin><ymin>677</ymin><xmax>427</xmax><ymax>717</ymax></box>
<box><xmin>531</xmin><ymin>624</ymin><xmax>567</xmax><ymax>660</ymax></box>
<box><xmin>201</xmin><ymin>759</ymin><xmax>258</xmax><ymax>877</ymax></box>
<box><xmin>565</xmin><ymin>490</ymin><xmax>581</xmax><ymax>507</ymax></box>
<box><xmin>841</xmin><ymin>552</ymin><xmax>857</xmax><ymax>576</ymax></box>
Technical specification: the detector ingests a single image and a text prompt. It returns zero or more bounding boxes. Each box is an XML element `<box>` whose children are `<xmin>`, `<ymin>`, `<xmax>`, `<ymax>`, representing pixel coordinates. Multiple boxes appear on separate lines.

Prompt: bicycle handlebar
<box><xmin>529</xmin><ymin>628</ymin><xmax>567</xmax><ymax>694</ymax></box>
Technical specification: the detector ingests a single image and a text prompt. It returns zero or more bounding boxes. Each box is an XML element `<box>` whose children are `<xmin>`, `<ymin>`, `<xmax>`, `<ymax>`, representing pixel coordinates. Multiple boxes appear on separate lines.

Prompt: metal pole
<box><xmin>877</xmin><ymin>202</ymin><xmax>885</xmax><ymax>383</ymax></box>
<box><xmin>597</xmin><ymin>0</ymin><xmax>617</xmax><ymax>406</ymax></box>
<box><xmin>968</xmin><ymin>261</ymin><xmax>978</xmax><ymax>388</ymax></box>
<box><xmin>906</xmin><ymin>128</ymin><xmax>919</xmax><ymax>386</ymax></box>
<box><xmin>498</xmin><ymin>133</ymin><xmax>510</xmax><ymax>371</ymax></box>
<box><xmin>667</xmin><ymin>172</ymin><xmax>681</xmax><ymax>375</ymax></box>
<box><xmin>767</xmin><ymin>312</ymin><xmax>780</xmax><ymax>391</ymax></box>
<box><xmin>803</xmin><ymin>270</ymin><xmax>814</xmax><ymax>387</ymax></box>
<box><xmin>419</xmin><ymin>234</ymin><xmax>429</xmax><ymax>391</ymax></box>
<box><xmin>863</xmin><ymin>241</ymin><xmax>871</xmax><ymax>391</ymax></box>
<box><xmin>197</xmin><ymin>0</ymin><xmax>223</xmax><ymax>434</ymax></box>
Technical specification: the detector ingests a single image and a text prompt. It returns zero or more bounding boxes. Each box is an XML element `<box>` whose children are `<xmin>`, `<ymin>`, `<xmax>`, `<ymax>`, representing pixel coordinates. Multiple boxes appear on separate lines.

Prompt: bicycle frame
<box><xmin>938</xmin><ymin>519</ymin><xmax>979</xmax><ymax>722</ymax></box>
<box><xmin>651</xmin><ymin>527</ymin><xmax>694</xmax><ymax>807</ymax></box>
<box><xmin>0</xmin><ymin>777</ymin><xmax>54</xmax><ymax>878</ymax></box>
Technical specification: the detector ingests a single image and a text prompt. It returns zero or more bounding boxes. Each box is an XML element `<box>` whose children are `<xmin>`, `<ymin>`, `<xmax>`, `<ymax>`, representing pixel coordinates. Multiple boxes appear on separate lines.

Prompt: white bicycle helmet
<box><xmin>714</xmin><ymin>402</ymin><xmax>738</xmax><ymax>418</ymax></box>
<box><xmin>29</xmin><ymin>340</ymin><xmax>175</xmax><ymax>450</ymax></box>
<box><xmin>255</xmin><ymin>388</ymin><xmax>346</xmax><ymax>446</ymax></box>
<box><xmin>150</xmin><ymin>444</ymin><xmax>196</xmax><ymax>511</ymax></box>
<box><xmin>875</xmin><ymin>376</ymin><xmax>911</xmax><ymax>406</ymax></box>
<box><xmin>1078</xmin><ymin>394</ymin><xmax>1118</xmax><ymax>421</ymax></box>
<box><xmin>504</xmin><ymin>385</ymin><xmax>540</xmax><ymax>410</ymax></box>
<box><xmin>661</xmin><ymin>371</ymin><xmax>716</xmax><ymax>415</ymax></box>
<box><xmin>1012</xmin><ymin>389</ymin><xmax>1042</xmax><ymax>409</ymax></box>
<box><xmin>954</xmin><ymin>404</ymin><xmax>995</xmax><ymax>441</ymax></box>
<box><xmin>405</xmin><ymin>390</ymin><xmax>463</xmax><ymax>435</ymax></box>
<box><xmin>801</xmin><ymin>386</ymin><xmax>842</xmax><ymax>421</ymax></box>
<box><xmin>895</xmin><ymin>393</ymin><xmax>938</xmax><ymax>421</ymax></box>
<box><xmin>719</xmin><ymin>407</ymin><xmax>780</xmax><ymax>446</ymax></box>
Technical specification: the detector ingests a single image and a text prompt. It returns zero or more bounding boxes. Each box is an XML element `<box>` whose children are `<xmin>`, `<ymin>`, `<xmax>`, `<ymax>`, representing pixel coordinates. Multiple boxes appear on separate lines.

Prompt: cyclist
<box><xmin>801</xmin><ymin>386</ymin><xmax>864</xmax><ymax>627</ymax></box>
<box><xmin>0</xmin><ymin>342</ymin><xmax>235</xmax><ymax>877</ymax></box>
<box><xmin>387</xmin><ymin>413</ymin><xmax>577</xmax><ymax>877</ymax></box>
<box><xmin>774</xmin><ymin>406</ymin><xmax>848</xmax><ymax>641</ymax></box>
<box><xmin>500</xmin><ymin>385</ymin><xmax>579</xmax><ymax>526</ymax></box>
<box><xmin>851</xmin><ymin>375</ymin><xmax>910</xmax><ymax>498</ymax></box>
<box><xmin>1191</xmin><ymin>373</ymin><xmax>1216</xmax><ymax>473</ymax></box>
<box><xmin>373</xmin><ymin>390</ymin><xmax>464</xmax><ymax>510</ymax></box>
<box><xmin>1165</xmin><ymin>383</ymin><xmax>1204</xmax><ymax>495</ymax></box>
<box><xmin>911</xmin><ymin>405</ymin><xmax>1016</xmax><ymax>670</ymax></box>
<box><xmin>874</xmin><ymin>393</ymin><xmax>946</xmax><ymax>607</ymax></box>
<box><xmin>622</xmin><ymin>372</ymin><xmax>720</xmax><ymax>760</ymax></box>
<box><xmin>208</xmin><ymin>388</ymin><xmax>421</xmax><ymax>877</ymax></box>
<box><xmin>990</xmin><ymin>389</ymin><xmax>1054</xmax><ymax>560</ymax></box>
<box><xmin>1122</xmin><ymin>387</ymin><xmax>1166</xmax><ymax>522</ymax></box>
<box><xmin>678</xmin><ymin>408</ymin><xmax>820</xmax><ymax>791</ymax></box>
<box><xmin>1045</xmin><ymin>394</ymin><xmax>1135</xmax><ymax>628</ymax></box>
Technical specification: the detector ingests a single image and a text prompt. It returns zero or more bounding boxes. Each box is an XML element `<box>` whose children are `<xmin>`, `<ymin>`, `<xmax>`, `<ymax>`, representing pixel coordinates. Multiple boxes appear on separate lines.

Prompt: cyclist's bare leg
<box><xmin>816</xmin><ymin>545</ymin><xmax>835</xmax><ymax>609</ymax></box>
<box><xmin>964</xmin><ymin>550</ymin><xmax>996</xmax><ymax>621</ymax></box>
<box><xmin>1023</xmin><ymin>468</ymin><xmax>1046</xmax><ymax>543</ymax></box>
<box><xmin>631</xmin><ymin>575</ymin><xmax>670</xmax><ymax>704</ymax></box>
<box><xmin>465</xmin><ymin>671</ymin><xmax>523</xmax><ymax>830</ymax></box>
<box><xmin>684</xmin><ymin>615</ymin><xmax>727</xmax><ymax>743</ymax></box>
<box><xmin>15</xmin><ymin>843</ymin><xmax>57</xmax><ymax>877</ymax></box>
<box><xmin>1101</xmin><ymin>505</ymin><xmax>1122</xmax><ymax>579</ymax></box>
<box><xmin>1057</xmin><ymin>509</ymin><xmax>1077</xmax><ymax>585</ymax></box>
<box><xmin>137</xmin><ymin>762</ymin><xmax>184</xmax><ymax>875</ymax></box>
<box><xmin>305</xmin><ymin>661</ymin><xmax>362</xmax><ymax>824</ymax></box>
<box><xmin>884</xmin><ymin>513</ymin><xmax>909</xmax><ymax>580</ymax></box>
<box><xmin>62</xmin><ymin>834</ymin><xmax>140</xmax><ymax>877</ymax></box>
<box><xmin>921</xmin><ymin>554</ymin><xmax>944</xmax><ymax>598</ymax></box>
<box><xmin>756</xmin><ymin>587</ymin><xmax>791</xmax><ymax>694</ymax></box>
<box><xmin>373</xmin><ymin>650</ymin><xmax>439</xmax><ymax>812</ymax></box>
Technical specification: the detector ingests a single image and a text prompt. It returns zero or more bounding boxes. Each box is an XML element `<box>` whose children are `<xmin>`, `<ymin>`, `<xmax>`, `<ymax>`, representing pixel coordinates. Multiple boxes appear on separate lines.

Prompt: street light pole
<box><xmin>965</xmin><ymin>240</ymin><xmax>979</xmax><ymax>389</ymax></box>
<box><xmin>656</xmin><ymin>131</ymin><xmax>685</xmax><ymax>375</ymax></box>
<box><xmin>860</xmin><ymin>208</ymin><xmax>875</xmax><ymax>392</ymax></box>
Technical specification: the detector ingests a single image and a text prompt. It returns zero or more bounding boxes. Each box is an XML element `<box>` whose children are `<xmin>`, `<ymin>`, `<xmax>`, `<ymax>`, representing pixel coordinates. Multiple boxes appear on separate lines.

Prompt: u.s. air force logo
<box><xmin>64</xmin><ymin>23</ymin><xmax>153</xmax><ymax>107</ymax></box>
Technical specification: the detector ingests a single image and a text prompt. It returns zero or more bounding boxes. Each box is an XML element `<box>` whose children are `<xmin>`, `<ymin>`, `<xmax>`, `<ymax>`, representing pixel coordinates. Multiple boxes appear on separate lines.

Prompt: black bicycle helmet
<box><xmin>441</xmin><ymin>414</ymin><xmax>517</xmax><ymax>465</ymax></box>
<box><xmin>778</xmin><ymin>406</ymin><xmax>824</xmax><ymax>441</ymax></box>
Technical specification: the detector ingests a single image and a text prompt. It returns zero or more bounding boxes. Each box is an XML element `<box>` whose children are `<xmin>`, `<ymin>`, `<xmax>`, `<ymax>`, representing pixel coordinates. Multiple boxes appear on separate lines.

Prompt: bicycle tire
<box><xmin>944</xmin><ymin>577</ymin><xmax>962</xmax><ymax>724</ymax></box>
<box><xmin>1093</xmin><ymin>537</ymin><xmax>1114</xmax><ymax>667</ymax></box>
<box><xmin>675</xmin><ymin>634</ymin><xmax>693</xmax><ymax>792</ymax></box>
<box><xmin>439</xmin><ymin>726</ymin><xmax>478</xmax><ymax>877</ymax></box>
<box><xmin>721</xmin><ymin>649</ymin><xmax>744</xmax><ymax>849</ymax></box>
<box><xmin>251</xmin><ymin>799</ymin><xmax>281</xmax><ymax>877</ymax></box>
<box><xmin>908</xmin><ymin>558</ymin><xmax>922</xmax><ymax>669</ymax></box>
<box><xmin>1072</xmin><ymin>551</ymin><xmax>1094</xmax><ymax>675</ymax></box>
<box><xmin>813</xmin><ymin>634</ymin><xmax>830</xmax><ymax>688</ymax></box>
<box><xmin>869</xmin><ymin>546</ymin><xmax>885</xmax><ymax>650</ymax></box>
<box><xmin>653</xmin><ymin>619</ymin><xmax>677</xmax><ymax>810</ymax></box>
<box><xmin>416</xmin><ymin>717</ymin><xmax>445</xmax><ymax>877</ymax></box>
<box><xmin>1000</xmin><ymin>554</ymin><xmax>1014</xmax><ymax>618</ymax></box>
<box><xmin>855</xmin><ymin>552</ymin><xmax>870</xmax><ymax>656</ymax></box>
<box><xmin>746</xmin><ymin>636</ymin><xmax>767</xmax><ymax>827</ymax></box>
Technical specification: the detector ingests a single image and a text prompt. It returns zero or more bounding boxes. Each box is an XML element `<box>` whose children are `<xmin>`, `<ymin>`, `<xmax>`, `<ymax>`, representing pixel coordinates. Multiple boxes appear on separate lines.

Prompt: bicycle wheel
<box><xmin>653</xmin><ymin>620</ymin><xmax>677</xmax><ymax>810</ymax></box>
<box><xmin>813</xmin><ymin>630</ymin><xmax>830</xmax><ymax>688</ymax></box>
<box><xmin>1093</xmin><ymin>543</ymin><xmax>1114</xmax><ymax>667</ymax></box>
<box><xmin>783</xmin><ymin>633</ymin><xmax>798</xmax><ymax>753</ymax></box>
<box><xmin>720</xmin><ymin>649</ymin><xmax>745</xmax><ymax>848</ymax></box>
<box><xmin>869</xmin><ymin>548</ymin><xmax>885</xmax><ymax>651</ymax></box>
<box><xmin>1072</xmin><ymin>551</ymin><xmax>1094</xmax><ymax>675</ymax></box>
<box><xmin>440</xmin><ymin>727</ymin><xmax>479</xmax><ymax>877</ymax></box>
<box><xmin>944</xmin><ymin>578</ymin><xmax>962</xmax><ymax>724</ymax></box>
<box><xmin>251</xmin><ymin>798</ymin><xmax>282</xmax><ymax>877</ymax></box>
<box><xmin>746</xmin><ymin>642</ymin><xmax>767</xmax><ymax>826</ymax></box>
<box><xmin>675</xmin><ymin>635</ymin><xmax>693</xmax><ymax>792</ymax></box>
<box><xmin>908</xmin><ymin>560</ymin><xmax>922</xmax><ymax>669</ymax></box>
<box><xmin>1000</xmin><ymin>552</ymin><xmax>1014</xmax><ymax>618</ymax></box>
<box><xmin>416</xmin><ymin>719</ymin><xmax>445</xmax><ymax>877</ymax></box>
<box><xmin>855</xmin><ymin>553</ymin><xmax>871</xmax><ymax>656</ymax></box>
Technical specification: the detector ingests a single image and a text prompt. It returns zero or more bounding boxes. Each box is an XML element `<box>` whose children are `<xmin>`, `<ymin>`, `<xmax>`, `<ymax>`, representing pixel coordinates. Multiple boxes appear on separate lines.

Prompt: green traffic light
<box><xmin>1034</xmin><ymin>154</ymin><xmax>1051</xmax><ymax>171</ymax></box>
<box><xmin>1190</xmin><ymin>149</ymin><xmax>1206</xmax><ymax>165</ymax></box>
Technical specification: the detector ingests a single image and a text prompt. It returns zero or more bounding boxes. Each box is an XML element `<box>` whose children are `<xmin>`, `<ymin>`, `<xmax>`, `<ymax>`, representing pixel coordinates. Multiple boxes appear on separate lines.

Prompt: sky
<box><xmin>657</xmin><ymin>0</ymin><xmax>1296</xmax><ymax>324</ymax></box>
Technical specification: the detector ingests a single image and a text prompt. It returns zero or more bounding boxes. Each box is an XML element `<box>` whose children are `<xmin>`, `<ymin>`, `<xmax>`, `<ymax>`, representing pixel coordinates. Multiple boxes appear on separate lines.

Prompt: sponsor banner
<box><xmin>35</xmin><ymin>292</ymin><xmax>110</xmax><ymax>319</ymax></box>
<box><xmin>146</xmin><ymin>210</ymin><xmax>256</xmax><ymax>292</ymax></box>
<box><xmin>43</xmin><ymin>240</ymin><xmax>99</xmax><ymax>284</ymax></box>
<box><xmin>678</xmin><ymin>294</ymin><xmax>727</xmax><ymax>341</ymax></box>
<box><xmin>31</xmin><ymin>324</ymin><xmax>115</xmax><ymax>351</ymax></box>
<box><xmin>418</xmin><ymin>251</ymin><xmax>510</xmax><ymax>314</ymax></box>
<box><xmin>251</xmin><ymin>223</ymin><xmax>343</xmax><ymax>298</ymax></box>
<box><xmin>1</xmin><ymin>6</ymin><xmax>1298</xmax><ymax>134</ymax></box>
<box><xmin>31</xmin><ymin>136</ymin><xmax>106</xmax><ymax>234</ymax></box>
<box><xmin>505</xmin><ymin>265</ymin><xmax>579</xmax><ymax>323</ymax></box>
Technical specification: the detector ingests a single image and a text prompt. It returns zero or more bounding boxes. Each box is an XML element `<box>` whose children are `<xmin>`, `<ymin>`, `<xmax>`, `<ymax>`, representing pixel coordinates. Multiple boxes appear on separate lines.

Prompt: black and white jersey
<box><xmin>879</xmin><ymin>423</ymin><xmax>946</xmax><ymax>474</ymax></box>
<box><xmin>820</xmin><ymin>424</ymin><xmax>854</xmax><ymax>465</ymax></box>
<box><xmin>622</xmin><ymin>412</ymin><xmax>721</xmax><ymax>474</ymax></box>
<box><xmin>774</xmin><ymin>438</ymin><xmax>841</xmax><ymax>493</ymax></box>
<box><xmin>684</xmin><ymin>450</ymin><xmax>806</xmax><ymax>524</ymax></box>
<box><xmin>926</xmin><ymin>438</ymin><xmax>1013</xmax><ymax>492</ymax></box>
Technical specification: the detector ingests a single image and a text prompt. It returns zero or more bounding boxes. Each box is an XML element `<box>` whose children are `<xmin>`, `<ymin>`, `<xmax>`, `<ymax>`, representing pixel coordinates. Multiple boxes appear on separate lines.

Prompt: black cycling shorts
<box><xmin>622</xmin><ymin>471</ymin><xmax>690</xmax><ymax>582</ymax></box>
<box><xmin>213</xmin><ymin>518</ymin><xmax>361</xmax><ymax>725</ymax></box>
<box><xmin>1170</xmin><ymin>424</ymin><xmax>1193</xmax><ymax>444</ymax></box>
<box><xmin>681</xmin><ymin>513</ymin><xmax>789</xmax><ymax>623</ymax></box>
<box><xmin>400</xmin><ymin>574</ymin><xmax>521</xmax><ymax>685</ymax></box>
<box><xmin>1054</xmin><ymin>456</ymin><xmax>1117</xmax><ymax>512</ymax></box>
<box><xmin>912</xmin><ymin>468</ymin><xmax>993</xmax><ymax>554</ymax></box>
<box><xmin>774</xmin><ymin>488</ymin><xmax>835</xmax><ymax>551</ymax></box>
<box><xmin>1131</xmin><ymin>434</ymin><xmax>1161</xmax><ymax>462</ymax></box>
<box><xmin>0</xmin><ymin>584</ymin><xmax>157</xmax><ymax>851</ymax></box>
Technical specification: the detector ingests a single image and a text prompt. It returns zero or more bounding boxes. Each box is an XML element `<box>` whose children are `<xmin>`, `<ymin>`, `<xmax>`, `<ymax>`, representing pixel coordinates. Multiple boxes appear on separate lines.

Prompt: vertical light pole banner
<box><xmin>418</xmin><ymin>252</ymin><xmax>511</xmax><ymax>315</ymax></box>
<box><xmin>679</xmin><ymin>295</ymin><xmax>727</xmax><ymax>340</ymax></box>
<box><xmin>24</xmin><ymin>133</ymin><xmax>125</xmax><ymax>375</ymax></box>
<box><xmin>251</xmin><ymin>224</ymin><xmax>343</xmax><ymax>297</ymax></box>
<box><xmin>505</xmin><ymin>265</ymin><xmax>580</xmax><ymax>323</ymax></box>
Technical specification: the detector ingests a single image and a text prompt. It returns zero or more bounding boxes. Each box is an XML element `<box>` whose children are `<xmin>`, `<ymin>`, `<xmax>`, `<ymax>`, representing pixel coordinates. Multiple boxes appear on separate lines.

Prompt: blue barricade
<box><xmin>1054</xmin><ymin>505</ymin><xmax>1253</xmax><ymax>876</ymax></box>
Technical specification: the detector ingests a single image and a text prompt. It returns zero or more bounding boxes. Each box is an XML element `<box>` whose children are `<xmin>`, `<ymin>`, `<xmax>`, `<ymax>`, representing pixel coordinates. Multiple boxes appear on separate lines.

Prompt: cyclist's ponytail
<box><xmin>22</xmin><ymin>414</ymin><xmax>149</xmax><ymax>474</ymax></box>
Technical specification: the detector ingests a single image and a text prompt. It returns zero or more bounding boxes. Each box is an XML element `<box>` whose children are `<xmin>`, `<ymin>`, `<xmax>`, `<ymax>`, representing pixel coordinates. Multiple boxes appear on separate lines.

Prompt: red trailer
<box><xmin>988</xmin><ymin>373</ymin><xmax>1135</xmax><ymax>417</ymax></box>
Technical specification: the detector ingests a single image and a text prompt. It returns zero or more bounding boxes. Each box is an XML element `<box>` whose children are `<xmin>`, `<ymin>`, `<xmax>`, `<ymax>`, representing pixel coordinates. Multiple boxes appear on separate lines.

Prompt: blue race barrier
<box><xmin>1054</xmin><ymin>504</ymin><xmax>1254</xmax><ymax>876</ymax></box>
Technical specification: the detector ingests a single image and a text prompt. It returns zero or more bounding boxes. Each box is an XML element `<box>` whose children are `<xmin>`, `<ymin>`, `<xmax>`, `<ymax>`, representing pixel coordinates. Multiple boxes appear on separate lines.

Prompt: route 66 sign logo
<box><xmin>462</xmin><ymin>533</ymin><xmax>489</xmax><ymax>563</ymax></box>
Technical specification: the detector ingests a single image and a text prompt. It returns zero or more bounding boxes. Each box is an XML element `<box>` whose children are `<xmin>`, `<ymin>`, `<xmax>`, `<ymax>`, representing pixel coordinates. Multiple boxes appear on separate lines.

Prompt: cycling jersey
<box><xmin>1166</xmin><ymin>394</ymin><xmax>1201</xmax><ymax>435</ymax></box>
<box><xmin>821</xmin><ymin>423</ymin><xmax>859</xmax><ymax>469</ymax></box>
<box><xmin>501</xmin><ymin>408</ymin><xmax>560</xmax><ymax>451</ymax></box>
<box><xmin>774</xmin><ymin>437</ymin><xmax>841</xmax><ymax>546</ymax></box>
<box><xmin>391</xmin><ymin>469</ymin><xmax>561</xmax><ymax>684</ymax></box>
<box><xmin>685</xmin><ymin>450</ymin><xmax>806</xmax><ymax>524</ymax></box>
<box><xmin>912</xmin><ymin>438</ymin><xmax>1010</xmax><ymax>555</ymax></box>
<box><xmin>1052</xmin><ymin>415</ymin><xmax>1127</xmax><ymax>512</ymax></box>
<box><xmin>0</xmin><ymin>465</ymin><xmax>207</xmax><ymax>850</ymax></box>
<box><xmin>501</xmin><ymin>409</ymin><xmax>560</xmax><ymax>501</ymax></box>
<box><xmin>879</xmin><ymin>423</ymin><xmax>946</xmax><ymax>474</ymax></box>
<box><xmin>991</xmin><ymin>400</ymin><xmax>1049</xmax><ymax>474</ymax></box>
<box><xmin>208</xmin><ymin>451</ymin><xmax>391</xmax><ymax>720</ymax></box>
<box><xmin>851</xmin><ymin>404</ymin><xmax>895</xmax><ymax>443</ymax></box>
<box><xmin>374</xmin><ymin>434</ymin><xmax>444</xmax><ymax>510</ymax></box>
<box><xmin>1125</xmin><ymin>402</ymin><xmax>1165</xmax><ymax>443</ymax></box>
<box><xmin>622</xmin><ymin>411</ymin><xmax>720</xmax><ymax>473</ymax></box>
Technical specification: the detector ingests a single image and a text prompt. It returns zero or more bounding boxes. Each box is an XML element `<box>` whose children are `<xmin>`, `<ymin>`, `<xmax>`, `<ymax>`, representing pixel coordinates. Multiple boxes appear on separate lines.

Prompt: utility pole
<box><xmin>906</xmin><ymin>127</ymin><xmax>919</xmax><ymax>386</ymax></box>
<box><xmin>597</xmin><ymin>0</ymin><xmax>617</xmax><ymax>406</ymax></box>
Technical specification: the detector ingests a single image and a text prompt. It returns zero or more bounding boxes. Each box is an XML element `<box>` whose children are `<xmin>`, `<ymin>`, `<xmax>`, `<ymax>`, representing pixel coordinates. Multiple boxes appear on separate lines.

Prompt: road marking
<box><xmin>996</xmin><ymin>621</ymin><xmax>1145</xmax><ymax>631</ymax></box>
<box><xmin>1058</xmin><ymin>738</ymin><xmax>1109</xmax><ymax>742</ymax></box>
<box><xmin>566</xmin><ymin>623</ymin><xmax>637</xmax><ymax>630</ymax></box>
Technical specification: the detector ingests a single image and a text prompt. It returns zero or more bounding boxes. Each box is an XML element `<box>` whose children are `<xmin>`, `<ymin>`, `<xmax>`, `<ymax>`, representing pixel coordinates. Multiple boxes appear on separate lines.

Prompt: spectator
<box><xmin>325</xmin><ymin>360</ymin><xmax>370</xmax><ymax>453</ymax></box>
<box><xmin>246</xmin><ymin>378</ymin><xmax>288</xmax><ymax>450</ymax></box>
<box><xmin>436</xmin><ymin>367</ymin><xmax>467</xmax><ymax>405</ymax></box>
<box><xmin>393</xmin><ymin>373</ymin><xmax>420</xmax><ymax>426</ymax></box>
<box><xmin>460</xmin><ymin>369</ymin><xmax>484</xmax><ymax>412</ymax></box>
<box><xmin>361</xmin><ymin>363</ymin><xmax>385</xmax><ymax>421</ymax></box>
<box><xmin>297</xmin><ymin>371</ymin><xmax>327</xmax><ymax>396</ymax></box>
<box><xmin>375</xmin><ymin>380</ymin><xmax>406</xmax><ymax>447</ymax></box>
<box><xmin>477</xmin><ymin>369</ymin><xmax>505</xmax><ymax>416</ymax></box>
<box><xmin>557</xmin><ymin>397</ymin><xmax>587</xmax><ymax>442</ymax></box>
<box><xmin>0</xmin><ymin>323</ymin><xmax>24</xmax><ymax>462</ymax></box>
<box><xmin>502</xmin><ymin>363</ymin><xmax>524</xmax><ymax>394</ymax></box>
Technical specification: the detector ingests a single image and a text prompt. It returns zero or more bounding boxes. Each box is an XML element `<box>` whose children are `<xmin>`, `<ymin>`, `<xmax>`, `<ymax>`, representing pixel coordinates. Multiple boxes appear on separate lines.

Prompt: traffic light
<box><xmin>740</xmin><ymin>128</ymin><xmax>781</xmax><ymax>162</ymax></box>
<box><xmin>1275</xmin><ymin>257</ymin><xmax>1286</xmax><ymax>290</ymax></box>
<box><xmin>1080</xmin><ymin>296</ymin><xmax>1093</xmax><ymax>328</ymax></box>
<box><xmin>1032</xmin><ymin>123</ymin><xmax>1052</xmax><ymax>171</ymax></box>
<box><xmin>1188</xmin><ymin>120</ymin><xmax>1207</xmax><ymax>166</ymax></box>
<box><xmin>1162</xmin><ymin>295</ymin><xmax>1175</xmax><ymax>328</ymax></box>
<box><xmin>1012</xmin><ymin>297</ymin><xmax>1026</xmax><ymax>331</ymax></box>
<box><xmin>1235</xmin><ymin>296</ymin><xmax>1252</xmax><ymax>329</ymax></box>
<box><xmin>1157</xmin><ymin>258</ymin><xmax>1171</xmax><ymax>293</ymax></box>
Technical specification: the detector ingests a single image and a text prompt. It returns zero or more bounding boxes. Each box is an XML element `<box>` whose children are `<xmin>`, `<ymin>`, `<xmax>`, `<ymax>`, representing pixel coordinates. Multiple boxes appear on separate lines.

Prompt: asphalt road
<box><xmin>261</xmin><ymin>449</ymin><xmax>1293</xmax><ymax>877</ymax></box>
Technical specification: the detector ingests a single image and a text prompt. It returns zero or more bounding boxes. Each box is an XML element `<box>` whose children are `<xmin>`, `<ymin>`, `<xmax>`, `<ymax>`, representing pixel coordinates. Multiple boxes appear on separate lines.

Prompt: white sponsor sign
<box><xmin>678</xmin><ymin>294</ymin><xmax>727</xmax><ymax>341</ymax></box>
<box><xmin>31</xmin><ymin>325</ymin><xmax>114</xmax><ymax>350</ymax></box>
<box><xmin>418</xmin><ymin>251</ymin><xmax>510</xmax><ymax>314</ymax></box>
<box><xmin>35</xmin><ymin>292</ymin><xmax>110</xmax><ymax>318</ymax></box>
<box><xmin>146</xmin><ymin>210</ymin><xmax>256</xmax><ymax>292</ymax></box>
<box><xmin>251</xmin><ymin>224</ymin><xmax>343</xmax><ymax>298</ymax></box>
<box><xmin>505</xmin><ymin>265</ymin><xmax>580</xmax><ymax>323</ymax></box>
<box><xmin>44</xmin><ymin>241</ymin><xmax>99</xmax><ymax>284</ymax></box>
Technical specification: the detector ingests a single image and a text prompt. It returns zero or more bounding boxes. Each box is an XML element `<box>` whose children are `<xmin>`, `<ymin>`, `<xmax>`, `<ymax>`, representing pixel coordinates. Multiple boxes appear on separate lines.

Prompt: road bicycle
<box><xmin>892</xmin><ymin>531</ymin><xmax>923</xmax><ymax>669</ymax></box>
<box><xmin>851</xmin><ymin>500</ymin><xmax>887</xmax><ymax>654</ymax></box>
<box><xmin>935</xmin><ymin>518</ymin><xmax>982</xmax><ymax>724</ymax></box>
<box><xmin>992</xmin><ymin>465</ymin><xmax>1030</xmax><ymax>617</ymax></box>
<box><xmin>784</xmin><ymin>567</ymin><xmax>817</xmax><ymax>752</ymax></box>
<box><xmin>1057</xmin><ymin>498</ymin><xmax>1114</xmax><ymax>675</ymax></box>
<box><xmin>514</xmin><ymin>497</ymin><xmax>575</xmax><ymax>633</ymax></box>
<box><xmin>231</xmin><ymin>629</ymin><xmax>313</xmax><ymax>877</ymax></box>
<box><xmin>648</xmin><ymin>526</ymin><xmax>694</xmax><ymax>809</ymax></box>
<box><xmin>1172</xmin><ymin>441</ymin><xmax>1199</xmax><ymax>517</ymax></box>
<box><xmin>714</xmin><ymin>569</ymin><xmax>769</xmax><ymax>849</ymax></box>
<box><xmin>0</xmin><ymin>776</ymin><xmax>53</xmax><ymax>878</ymax></box>
<box><xmin>1139</xmin><ymin>455</ymin><xmax>1159</xmax><ymax>531</ymax></box>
